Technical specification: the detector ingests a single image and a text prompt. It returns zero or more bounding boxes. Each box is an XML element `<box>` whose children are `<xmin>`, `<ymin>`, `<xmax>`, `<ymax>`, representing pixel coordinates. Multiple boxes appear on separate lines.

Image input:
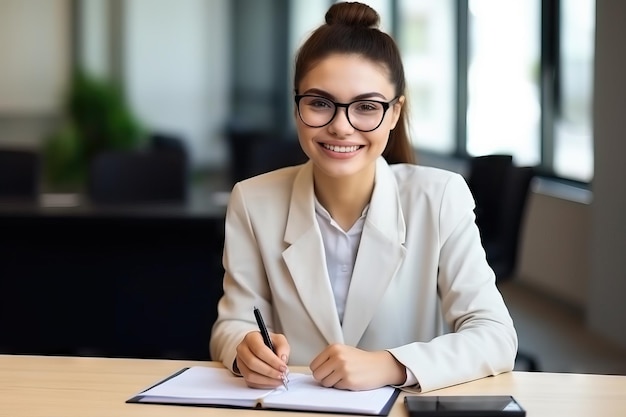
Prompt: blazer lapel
<box><xmin>342</xmin><ymin>158</ymin><xmax>407</xmax><ymax>346</ymax></box>
<box><xmin>282</xmin><ymin>162</ymin><xmax>344</xmax><ymax>345</ymax></box>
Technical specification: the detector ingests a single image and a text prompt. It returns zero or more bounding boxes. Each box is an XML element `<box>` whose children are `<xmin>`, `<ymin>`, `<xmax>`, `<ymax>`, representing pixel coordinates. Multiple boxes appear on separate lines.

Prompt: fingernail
<box><xmin>281</xmin><ymin>354</ymin><xmax>288</xmax><ymax>363</ymax></box>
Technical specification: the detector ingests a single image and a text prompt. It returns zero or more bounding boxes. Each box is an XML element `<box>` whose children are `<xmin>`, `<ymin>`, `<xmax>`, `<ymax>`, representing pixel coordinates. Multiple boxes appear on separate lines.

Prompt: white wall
<box><xmin>516</xmin><ymin>185</ymin><xmax>591</xmax><ymax>308</ymax></box>
<box><xmin>0</xmin><ymin>0</ymin><xmax>70</xmax><ymax>148</ymax></box>
<box><xmin>0</xmin><ymin>0</ymin><xmax>70</xmax><ymax>115</ymax></box>
<box><xmin>123</xmin><ymin>0</ymin><xmax>230</xmax><ymax>169</ymax></box>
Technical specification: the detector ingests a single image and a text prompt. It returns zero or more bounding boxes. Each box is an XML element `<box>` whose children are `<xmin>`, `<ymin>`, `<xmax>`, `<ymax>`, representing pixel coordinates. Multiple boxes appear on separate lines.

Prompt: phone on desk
<box><xmin>404</xmin><ymin>395</ymin><xmax>526</xmax><ymax>417</ymax></box>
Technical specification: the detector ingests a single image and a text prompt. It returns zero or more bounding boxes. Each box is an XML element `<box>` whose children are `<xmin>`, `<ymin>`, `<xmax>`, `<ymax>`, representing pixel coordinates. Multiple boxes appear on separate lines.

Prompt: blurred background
<box><xmin>0</xmin><ymin>0</ymin><xmax>624</xmax><ymax>373</ymax></box>
<box><xmin>0</xmin><ymin>0</ymin><xmax>596</xmax><ymax>183</ymax></box>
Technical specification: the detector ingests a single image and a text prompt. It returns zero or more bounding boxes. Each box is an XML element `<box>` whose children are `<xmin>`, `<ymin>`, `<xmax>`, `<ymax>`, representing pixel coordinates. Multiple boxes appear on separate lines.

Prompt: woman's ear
<box><xmin>389</xmin><ymin>95</ymin><xmax>405</xmax><ymax>130</ymax></box>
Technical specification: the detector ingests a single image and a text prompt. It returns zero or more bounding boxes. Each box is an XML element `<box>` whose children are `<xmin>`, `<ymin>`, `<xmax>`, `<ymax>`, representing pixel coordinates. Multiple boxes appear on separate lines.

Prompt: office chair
<box><xmin>88</xmin><ymin>149</ymin><xmax>188</xmax><ymax>204</ymax></box>
<box><xmin>466</xmin><ymin>154</ymin><xmax>539</xmax><ymax>371</ymax></box>
<box><xmin>466</xmin><ymin>154</ymin><xmax>513</xmax><ymax>250</ymax></box>
<box><xmin>0</xmin><ymin>149</ymin><xmax>40</xmax><ymax>202</ymax></box>
<box><xmin>466</xmin><ymin>154</ymin><xmax>537</xmax><ymax>281</ymax></box>
<box><xmin>150</xmin><ymin>132</ymin><xmax>188</xmax><ymax>156</ymax></box>
<box><xmin>493</xmin><ymin>165</ymin><xmax>535</xmax><ymax>280</ymax></box>
<box><xmin>227</xmin><ymin>128</ymin><xmax>308</xmax><ymax>183</ymax></box>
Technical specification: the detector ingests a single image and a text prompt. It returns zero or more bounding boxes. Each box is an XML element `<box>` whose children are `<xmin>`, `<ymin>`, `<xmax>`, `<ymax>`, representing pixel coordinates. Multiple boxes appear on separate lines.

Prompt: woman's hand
<box><xmin>309</xmin><ymin>344</ymin><xmax>406</xmax><ymax>391</ymax></box>
<box><xmin>235</xmin><ymin>331</ymin><xmax>290</xmax><ymax>389</ymax></box>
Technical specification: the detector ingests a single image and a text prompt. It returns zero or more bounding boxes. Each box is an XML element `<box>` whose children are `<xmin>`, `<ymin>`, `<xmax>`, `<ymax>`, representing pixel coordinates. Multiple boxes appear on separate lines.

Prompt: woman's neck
<box><xmin>313</xmin><ymin>169</ymin><xmax>375</xmax><ymax>232</ymax></box>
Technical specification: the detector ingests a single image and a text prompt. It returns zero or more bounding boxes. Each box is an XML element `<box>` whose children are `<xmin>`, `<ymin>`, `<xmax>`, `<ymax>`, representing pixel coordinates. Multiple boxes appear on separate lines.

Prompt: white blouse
<box><xmin>314</xmin><ymin>197</ymin><xmax>418</xmax><ymax>388</ymax></box>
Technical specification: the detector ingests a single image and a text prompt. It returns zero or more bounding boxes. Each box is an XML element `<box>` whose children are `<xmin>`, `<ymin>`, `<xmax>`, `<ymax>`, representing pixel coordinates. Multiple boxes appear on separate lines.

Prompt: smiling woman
<box><xmin>210</xmin><ymin>1</ymin><xmax>518</xmax><ymax>394</ymax></box>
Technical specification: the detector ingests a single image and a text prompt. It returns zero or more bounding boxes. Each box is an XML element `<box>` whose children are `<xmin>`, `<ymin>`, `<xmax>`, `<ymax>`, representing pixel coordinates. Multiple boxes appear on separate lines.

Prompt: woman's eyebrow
<box><xmin>300</xmin><ymin>88</ymin><xmax>334</xmax><ymax>99</ymax></box>
<box><xmin>300</xmin><ymin>88</ymin><xmax>387</xmax><ymax>101</ymax></box>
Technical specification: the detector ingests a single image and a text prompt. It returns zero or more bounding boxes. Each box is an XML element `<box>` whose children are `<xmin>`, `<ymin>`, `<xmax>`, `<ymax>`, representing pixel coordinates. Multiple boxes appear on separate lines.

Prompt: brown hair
<box><xmin>293</xmin><ymin>2</ymin><xmax>415</xmax><ymax>164</ymax></box>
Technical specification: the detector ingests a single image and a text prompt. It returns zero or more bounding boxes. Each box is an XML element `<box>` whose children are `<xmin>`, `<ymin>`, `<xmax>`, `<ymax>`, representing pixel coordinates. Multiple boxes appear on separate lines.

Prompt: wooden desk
<box><xmin>1</xmin><ymin>355</ymin><xmax>625</xmax><ymax>417</ymax></box>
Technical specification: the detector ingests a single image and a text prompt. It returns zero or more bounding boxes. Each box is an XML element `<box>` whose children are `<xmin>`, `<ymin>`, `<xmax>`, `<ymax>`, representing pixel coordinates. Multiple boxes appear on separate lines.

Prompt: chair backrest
<box><xmin>0</xmin><ymin>149</ymin><xmax>40</xmax><ymax>201</ymax></box>
<box><xmin>497</xmin><ymin>165</ymin><xmax>535</xmax><ymax>278</ymax></box>
<box><xmin>227</xmin><ymin>128</ymin><xmax>308</xmax><ymax>183</ymax></box>
<box><xmin>466</xmin><ymin>154</ymin><xmax>535</xmax><ymax>280</ymax></box>
<box><xmin>466</xmin><ymin>154</ymin><xmax>513</xmax><ymax>242</ymax></box>
<box><xmin>88</xmin><ymin>150</ymin><xmax>188</xmax><ymax>204</ymax></box>
<box><xmin>149</xmin><ymin>132</ymin><xmax>188</xmax><ymax>156</ymax></box>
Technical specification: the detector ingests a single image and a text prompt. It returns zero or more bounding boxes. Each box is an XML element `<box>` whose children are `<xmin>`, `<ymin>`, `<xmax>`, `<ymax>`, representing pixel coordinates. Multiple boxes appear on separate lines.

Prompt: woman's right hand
<box><xmin>235</xmin><ymin>331</ymin><xmax>290</xmax><ymax>389</ymax></box>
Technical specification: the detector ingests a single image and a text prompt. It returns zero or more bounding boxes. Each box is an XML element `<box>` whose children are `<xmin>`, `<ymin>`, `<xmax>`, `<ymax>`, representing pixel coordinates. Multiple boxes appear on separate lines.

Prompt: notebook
<box><xmin>127</xmin><ymin>366</ymin><xmax>399</xmax><ymax>416</ymax></box>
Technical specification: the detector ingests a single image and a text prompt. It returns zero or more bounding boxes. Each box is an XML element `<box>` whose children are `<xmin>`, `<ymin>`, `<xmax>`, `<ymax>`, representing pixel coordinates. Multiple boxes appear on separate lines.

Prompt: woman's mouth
<box><xmin>321</xmin><ymin>143</ymin><xmax>363</xmax><ymax>153</ymax></box>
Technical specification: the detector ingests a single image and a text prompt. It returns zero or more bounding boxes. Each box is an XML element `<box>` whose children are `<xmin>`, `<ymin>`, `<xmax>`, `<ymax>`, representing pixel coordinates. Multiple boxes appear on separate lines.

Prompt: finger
<box><xmin>248</xmin><ymin>332</ymin><xmax>289</xmax><ymax>377</ymax></box>
<box><xmin>271</xmin><ymin>333</ymin><xmax>290</xmax><ymax>366</ymax></box>
<box><xmin>249</xmin><ymin>338</ymin><xmax>285</xmax><ymax>370</ymax></box>
<box><xmin>237</xmin><ymin>347</ymin><xmax>285</xmax><ymax>385</ymax></box>
<box><xmin>237</xmin><ymin>358</ymin><xmax>284</xmax><ymax>389</ymax></box>
<box><xmin>310</xmin><ymin>355</ymin><xmax>335</xmax><ymax>384</ymax></box>
<box><xmin>237</xmin><ymin>333</ymin><xmax>285</xmax><ymax>381</ymax></box>
<box><xmin>309</xmin><ymin>349</ymin><xmax>330</xmax><ymax>372</ymax></box>
<box><xmin>240</xmin><ymin>347</ymin><xmax>286</xmax><ymax>381</ymax></box>
<box><xmin>319</xmin><ymin>369</ymin><xmax>343</xmax><ymax>388</ymax></box>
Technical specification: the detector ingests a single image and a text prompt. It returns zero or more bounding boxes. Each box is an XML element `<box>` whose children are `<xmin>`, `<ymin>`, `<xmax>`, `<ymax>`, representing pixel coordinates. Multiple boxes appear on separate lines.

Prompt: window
<box><xmin>466</xmin><ymin>0</ymin><xmax>541</xmax><ymax>167</ymax></box>
<box><xmin>554</xmin><ymin>0</ymin><xmax>595</xmax><ymax>182</ymax></box>
<box><xmin>288</xmin><ymin>0</ymin><xmax>329</xmax><ymax>130</ymax></box>
<box><xmin>287</xmin><ymin>1</ymin><xmax>596</xmax><ymax>183</ymax></box>
<box><xmin>398</xmin><ymin>0</ymin><xmax>455</xmax><ymax>153</ymax></box>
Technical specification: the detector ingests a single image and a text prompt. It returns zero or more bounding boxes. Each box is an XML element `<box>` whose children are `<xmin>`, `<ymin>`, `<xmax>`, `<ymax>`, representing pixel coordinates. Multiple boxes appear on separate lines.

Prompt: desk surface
<box><xmin>1</xmin><ymin>355</ymin><xmax>625</xmax><ymax>417</ymax></box>
<box><xmin>0</xmin><ymin>186</ymin><xmax>230</xmax><ymax>219</ymax></box>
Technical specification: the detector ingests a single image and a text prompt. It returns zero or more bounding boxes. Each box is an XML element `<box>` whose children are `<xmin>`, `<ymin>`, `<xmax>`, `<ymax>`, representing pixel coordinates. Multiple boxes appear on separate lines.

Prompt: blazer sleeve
<box><xmin>209</xmin><ymin>182</ymin><xmax>271</xmax><ymax>372</ymax></box>
<box><xmin>388</xmin><ymin>173</ymin><xmax>518</xmax><ymax>393</ymax></box>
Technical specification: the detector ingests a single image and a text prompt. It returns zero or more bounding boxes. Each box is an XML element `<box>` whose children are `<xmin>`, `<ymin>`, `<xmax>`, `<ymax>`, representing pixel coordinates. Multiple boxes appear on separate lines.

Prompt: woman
<box><xmin>210</xmin><ymin>1</ymin><xmax>517</xmax><ymax>393</ymax></box>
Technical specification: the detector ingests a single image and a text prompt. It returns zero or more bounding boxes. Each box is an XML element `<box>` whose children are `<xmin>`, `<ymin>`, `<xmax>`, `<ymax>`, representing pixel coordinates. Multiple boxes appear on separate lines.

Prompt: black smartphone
<box><xmin>404</xmin><ymin>395</ymin><xmax>526</xmax><ymax>417</ymax></box>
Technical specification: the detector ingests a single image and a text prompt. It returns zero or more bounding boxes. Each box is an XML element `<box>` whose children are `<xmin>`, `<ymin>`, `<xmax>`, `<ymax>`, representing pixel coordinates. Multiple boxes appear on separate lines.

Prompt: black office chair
<box><xmin>466</xmin><ymin>154</ymin><xmax>513</xmax><ymax>251</ymax></box>
<box><xmin>0</xmin><ymin>149</ymin><xmax>40</xmax><ymax>202</ymax></box>
<box><xmin>149</xmin><ymin>132</ymin><xmax>188</xmax><ymax>156</ymax></box>
<box><xmin>227</xmin><ymin>128</ymin><xmax>308</xmax><ymax>183</ymax></box>
<box><xmin>492</xmin><ymin>165</ymin><xmax>535</xmax><ymax>280</ymax></box>
<box><xmin>88</xmin><ymin>149</ymin><xmax>188</xmax><ymax>204</ymax></box>
<box><xmin>466</xmin><ymin>154</ymin><xmax>539</xmax><ymax>371</ymax></box>
<box><xmin>466</xmin><ymin>154</ymin><xmax>536</xmax><ymax>281</ymax></box>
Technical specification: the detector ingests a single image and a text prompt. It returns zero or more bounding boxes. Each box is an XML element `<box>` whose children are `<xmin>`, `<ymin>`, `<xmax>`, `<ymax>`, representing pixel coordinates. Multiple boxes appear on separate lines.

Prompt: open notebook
<box><xmin>127</xmin><ymin>366</ymin><xmax>399</xmax><ymax>416</ymax></box>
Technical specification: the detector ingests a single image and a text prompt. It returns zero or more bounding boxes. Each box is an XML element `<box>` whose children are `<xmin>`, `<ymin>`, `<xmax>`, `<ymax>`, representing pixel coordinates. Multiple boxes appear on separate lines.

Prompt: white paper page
<box><xmin>263</xmin><ymin>374</ymin><xmax>396</xmax><ymax>414</ymax></box>
<box><xmin>138</xmin><ymin>366</ymin><xmax>271</xmax><ymax>404</ymax></box>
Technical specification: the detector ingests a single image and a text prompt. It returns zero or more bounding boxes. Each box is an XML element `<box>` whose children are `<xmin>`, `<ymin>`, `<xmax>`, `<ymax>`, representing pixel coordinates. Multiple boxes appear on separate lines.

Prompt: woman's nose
<box><xmin>328</xmin><ymin>106</ymin><xmax>354</xmax><ymax>136</ymax></box>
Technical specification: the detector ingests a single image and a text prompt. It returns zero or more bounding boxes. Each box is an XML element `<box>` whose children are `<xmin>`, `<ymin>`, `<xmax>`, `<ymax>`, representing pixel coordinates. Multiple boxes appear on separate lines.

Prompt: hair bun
<box><xmin>325</xmin><ymin>2</ymin><xmax>379</xmax><ymax>29</ymax></box>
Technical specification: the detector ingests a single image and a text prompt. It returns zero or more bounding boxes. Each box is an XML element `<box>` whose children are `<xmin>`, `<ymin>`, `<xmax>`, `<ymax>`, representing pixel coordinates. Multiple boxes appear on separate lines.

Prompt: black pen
<box><xmin>253</xmin><ymin>306</ymin><xmax>289</xmax><ymax>390</ymax></box>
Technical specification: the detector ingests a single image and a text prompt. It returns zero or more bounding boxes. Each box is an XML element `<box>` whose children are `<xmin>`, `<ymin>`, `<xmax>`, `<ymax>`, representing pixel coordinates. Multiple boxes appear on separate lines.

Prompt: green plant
<box><xmin>43</xmin><ymin>71</ymin><xmax>146</xmax><ymax>190</ymax></box>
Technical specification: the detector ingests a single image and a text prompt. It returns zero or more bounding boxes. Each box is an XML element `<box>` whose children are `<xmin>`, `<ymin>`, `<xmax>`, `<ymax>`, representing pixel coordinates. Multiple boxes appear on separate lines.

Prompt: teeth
<box><xmin>322</xmin><ymin>144</ymin><xmax>360</xmax><ymax>153</ymax></box>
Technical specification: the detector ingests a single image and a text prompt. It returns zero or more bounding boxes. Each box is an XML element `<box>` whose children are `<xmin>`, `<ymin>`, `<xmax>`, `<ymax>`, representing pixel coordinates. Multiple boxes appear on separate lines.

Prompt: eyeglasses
<box><xmin>294</xmin><ymin>95</ymin><xmax>399</xmax><ymax>132</ymax></box>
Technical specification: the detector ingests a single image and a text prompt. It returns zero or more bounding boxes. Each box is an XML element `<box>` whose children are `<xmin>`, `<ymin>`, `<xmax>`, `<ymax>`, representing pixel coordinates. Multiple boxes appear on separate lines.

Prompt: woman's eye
<box><xmin>355</xmin><ymin>102</ymin><xmax>380</xmax><ymax>112</ymax></box>
<box><xmin>308</xmin><ymin>99</ymin><xmax>332</xmax><ymax>108</ymax></box>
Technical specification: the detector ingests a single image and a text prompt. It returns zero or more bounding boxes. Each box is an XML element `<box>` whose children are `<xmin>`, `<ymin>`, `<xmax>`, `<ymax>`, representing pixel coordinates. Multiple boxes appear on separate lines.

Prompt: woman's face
<box><xmin>295</xmin><ymin>53</ymin><xmax>403</xmax><ymax>181</ymax></box>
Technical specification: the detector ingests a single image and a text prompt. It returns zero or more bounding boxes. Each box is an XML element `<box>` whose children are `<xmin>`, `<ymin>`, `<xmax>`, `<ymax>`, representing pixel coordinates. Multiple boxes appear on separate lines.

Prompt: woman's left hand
<box><xmin>309</xmin><ymin>344</ymin><xmax>406</xmax><ymax>391</ymax></box>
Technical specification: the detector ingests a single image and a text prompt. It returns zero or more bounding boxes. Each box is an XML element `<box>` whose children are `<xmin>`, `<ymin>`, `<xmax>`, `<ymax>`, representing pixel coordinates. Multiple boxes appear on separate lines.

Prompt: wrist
<box><xmin>383</xmin><ymin>351</ymin><xmax>407</xmax><ymax>386</ymax></box>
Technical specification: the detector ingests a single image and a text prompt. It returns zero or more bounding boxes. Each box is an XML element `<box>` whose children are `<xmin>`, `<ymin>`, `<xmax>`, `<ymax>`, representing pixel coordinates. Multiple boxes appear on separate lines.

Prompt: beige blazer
<box><xmin>210</xmin><ymin>157</ymin><xmax>518</xmax><ymax>393</ymax></box>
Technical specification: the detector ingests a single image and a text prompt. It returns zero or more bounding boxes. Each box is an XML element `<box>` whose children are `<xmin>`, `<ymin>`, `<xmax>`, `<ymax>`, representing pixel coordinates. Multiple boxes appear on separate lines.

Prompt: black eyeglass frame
<box><xmin>294</xmin><ymin>94</ymin><xmax>400</xmax><ymax>132</ymax></box>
